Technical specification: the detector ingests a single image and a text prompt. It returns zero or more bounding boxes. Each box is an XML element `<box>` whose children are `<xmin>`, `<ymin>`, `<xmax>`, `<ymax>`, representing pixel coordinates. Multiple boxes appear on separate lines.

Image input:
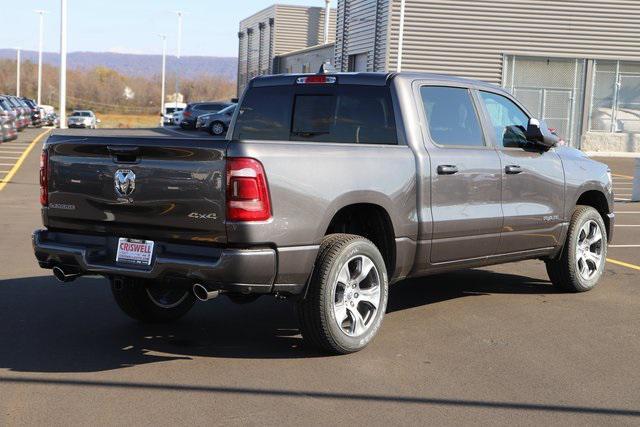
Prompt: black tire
<box><xmin>209</xmin><ymin>121</ymin><xmax>226</xmax><ymax>136</ymax></box>
<box><xmin>297</xmin><ymin>234</ymin><xmax>389</xmax><ymax>354</ymax></box>
<box><xmin>110</xmin><ymin>277</ymin><xmax>196</xmax><ymax>322</ymax></box>
<box><xmin>545</xmin><ymin>205</ymin><xmax>608</xmax><ymax>292</ymax></box>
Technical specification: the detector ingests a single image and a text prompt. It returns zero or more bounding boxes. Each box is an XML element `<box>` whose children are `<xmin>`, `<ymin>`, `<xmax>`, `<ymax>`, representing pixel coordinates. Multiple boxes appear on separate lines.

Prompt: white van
<box><xmin>163</xmin><ymin>102</ymin><xmax>186</xmax><ymax>125</ymax></box>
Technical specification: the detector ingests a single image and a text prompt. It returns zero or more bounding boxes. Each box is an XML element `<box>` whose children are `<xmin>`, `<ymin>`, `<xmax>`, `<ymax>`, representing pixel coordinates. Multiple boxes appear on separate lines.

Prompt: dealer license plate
<box><xmin>116</xmin><ymin>238</ymin><xmax>154</xmax><ymax>266</ymax></box>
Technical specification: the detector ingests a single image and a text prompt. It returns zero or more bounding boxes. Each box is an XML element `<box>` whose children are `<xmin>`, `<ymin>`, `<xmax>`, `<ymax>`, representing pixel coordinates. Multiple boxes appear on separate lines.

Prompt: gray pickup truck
<box><xmin>33</xmin><ymin>72</ymin><xmax>614</xmax><ymax>354</ymax></box>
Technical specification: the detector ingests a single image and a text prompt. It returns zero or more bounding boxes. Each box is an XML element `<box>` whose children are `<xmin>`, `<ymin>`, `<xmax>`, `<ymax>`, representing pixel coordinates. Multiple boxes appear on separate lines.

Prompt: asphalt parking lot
<box><xmin>0</xmin><ymin>129</ymin><xmax>639</xmax><ymax>426</ymax></box>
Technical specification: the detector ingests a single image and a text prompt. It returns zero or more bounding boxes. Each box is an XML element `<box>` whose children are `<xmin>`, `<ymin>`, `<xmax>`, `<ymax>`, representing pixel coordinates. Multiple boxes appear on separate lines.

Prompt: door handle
<box><xmin>437</xmin><ymin>165</ymin><xmax>459</xmax><ymax>175</ymax></box>
<box><xmin>505</xmin><ymin>165</ymin><xmax>523</xmax><ymax>174</ymax></box>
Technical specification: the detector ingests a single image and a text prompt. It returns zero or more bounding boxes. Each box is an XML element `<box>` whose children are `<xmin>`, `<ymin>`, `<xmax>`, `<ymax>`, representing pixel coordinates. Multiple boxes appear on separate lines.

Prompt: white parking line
<box><xmin>0</xmin><ymin>163</ymin><xmax>15</xmax><ymax>166</ymax></box>
<box><xmin>615</xmin><ymin>224</ymin><xmax>640</xmax><ymax>227</ymax></box>
<box><xmin>610</xmin><ymin>245</ymin><xmax>640</xmax><ymax>248</ymax></box>
<box><xmin>0</xmin><ymin>156</ymin><xmax>20</xmax><ymax>160</ymax></box>
<box><xmin>616</xmin><ymin>211</ymin><xmax>640</xmax><ymax>214</ymax></box>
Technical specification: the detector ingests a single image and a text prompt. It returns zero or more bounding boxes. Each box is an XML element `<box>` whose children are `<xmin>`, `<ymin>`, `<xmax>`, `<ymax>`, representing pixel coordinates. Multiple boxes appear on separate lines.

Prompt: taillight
<box><xmin>226</xmin><ymin>157</ymin><xmax>271</xmax><ymax>221</ymax></box>
<box><xmin>39</xmin><ymin>150</ymin><xmax>48</xmax><ymax>206</ymax></box>
<box><xmin>183</xmin><ymin>111</ymin><xmax>192</xmax><ymax>117</ymax></box>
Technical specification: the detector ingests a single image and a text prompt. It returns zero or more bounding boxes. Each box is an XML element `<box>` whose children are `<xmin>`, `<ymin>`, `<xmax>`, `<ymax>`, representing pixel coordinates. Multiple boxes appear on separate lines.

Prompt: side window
<box><xmin>420</xmin><ymin>86</ymin><xmax>484</xmax><ymax>147</ymax></box>
<box><xmin>479</xmin><ymin>91</ymin><xmax>529</xmax><ymax>148</ymax></box>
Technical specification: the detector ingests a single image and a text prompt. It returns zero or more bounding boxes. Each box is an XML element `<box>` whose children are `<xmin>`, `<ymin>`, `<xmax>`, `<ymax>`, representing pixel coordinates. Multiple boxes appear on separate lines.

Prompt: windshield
<box><xmin>233</xmin><ymin>85</ymin><xmax>397</xmax><ymax>144</ymax></box>
<box><xmin>218</xmin><ymin>104</ymin><xmax>236</xmax><ymax>115</ymax></box>
<box><xmin>72</xmin><ymin>111</ymin><xmax>92</xmax><ymax>117</ymax></box>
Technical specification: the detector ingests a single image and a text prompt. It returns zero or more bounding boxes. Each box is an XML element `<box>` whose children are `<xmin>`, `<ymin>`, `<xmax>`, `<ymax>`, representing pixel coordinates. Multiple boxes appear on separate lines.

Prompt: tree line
<box><xmin>0</xmin><ymin>59</ymin><xmax>236</xmax><ymax>113</ymax></box>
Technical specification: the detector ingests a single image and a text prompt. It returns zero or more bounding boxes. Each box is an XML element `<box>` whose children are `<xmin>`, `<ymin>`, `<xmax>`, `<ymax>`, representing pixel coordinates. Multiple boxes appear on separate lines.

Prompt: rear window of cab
<box><xmin>233</xmin><ymin>84</ymin><xmax>398</xmax><ymax>145</ymax></box>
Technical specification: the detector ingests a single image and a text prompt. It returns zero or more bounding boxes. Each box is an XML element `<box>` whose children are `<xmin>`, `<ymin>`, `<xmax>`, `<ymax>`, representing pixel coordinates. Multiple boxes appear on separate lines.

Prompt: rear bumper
<box><xmin>33</xmin><ymin>229</ymin><xmax>277</xmax><ymax>294</ymax></box>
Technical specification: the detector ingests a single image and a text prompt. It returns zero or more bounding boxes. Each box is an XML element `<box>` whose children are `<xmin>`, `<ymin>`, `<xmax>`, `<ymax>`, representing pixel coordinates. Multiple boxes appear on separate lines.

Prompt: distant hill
<box><xmin>0</xmin><ymin>49</ymin><xmax>237</xmax><ymax>81</ymax></box>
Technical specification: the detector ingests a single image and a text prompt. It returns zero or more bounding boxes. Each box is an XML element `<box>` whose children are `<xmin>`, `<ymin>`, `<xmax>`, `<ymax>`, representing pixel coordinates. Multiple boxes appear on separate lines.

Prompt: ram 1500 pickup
<box><xmin>33</xmin><ymin>72</ymin><xmax>615</xmax><ymax>354</ymax></box>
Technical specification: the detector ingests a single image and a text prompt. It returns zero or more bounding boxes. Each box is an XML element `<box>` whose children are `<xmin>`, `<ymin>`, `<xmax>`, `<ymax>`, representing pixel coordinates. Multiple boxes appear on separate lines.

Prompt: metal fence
<box><xmin>589</xmin><ymin>60</ymin><xmax>640</xmax><ymax>134</ymax></box>
<box><xmin>503</xmin><ymin>55</ymin><xmax>585</xmax><ymax>148</ymax></box>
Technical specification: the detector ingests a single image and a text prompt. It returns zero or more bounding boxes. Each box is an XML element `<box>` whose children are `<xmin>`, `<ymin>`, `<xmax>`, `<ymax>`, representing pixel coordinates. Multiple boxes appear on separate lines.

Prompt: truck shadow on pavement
<box><xmin>0</xmin><ymin>269</ymin><xmax>556</xmax><ymax>373</ymax></box>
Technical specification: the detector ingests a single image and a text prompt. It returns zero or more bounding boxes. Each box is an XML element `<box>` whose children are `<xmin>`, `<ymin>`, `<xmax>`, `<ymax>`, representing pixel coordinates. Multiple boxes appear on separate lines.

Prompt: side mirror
<box><xmin>525</xmin><ymin>118</ymin><xmax>558</xmax><ymax>149</ymax></box>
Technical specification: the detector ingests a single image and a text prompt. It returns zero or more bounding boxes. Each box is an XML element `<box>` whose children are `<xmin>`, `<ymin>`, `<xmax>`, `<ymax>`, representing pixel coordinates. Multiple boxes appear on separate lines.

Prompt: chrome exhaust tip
<box><xmin>52</xmin><ymin>266</ymin><xmax>81</xmax><ymax>283</ymax></box>
<box><xmin>192</xmin><ymin>283</ymin><xmax>219</xmax><ymax>302</ymax></box>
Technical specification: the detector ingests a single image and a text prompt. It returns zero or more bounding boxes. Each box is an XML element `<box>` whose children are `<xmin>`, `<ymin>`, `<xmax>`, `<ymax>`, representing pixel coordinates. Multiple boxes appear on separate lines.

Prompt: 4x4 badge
<box><xmin>114</xmin><ymin>169</ymin><xmax>136</xmax><ymax>198</ymax></box>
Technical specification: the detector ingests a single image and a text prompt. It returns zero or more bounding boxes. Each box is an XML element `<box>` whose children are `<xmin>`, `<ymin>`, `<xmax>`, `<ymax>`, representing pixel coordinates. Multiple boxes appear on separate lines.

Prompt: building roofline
<box><xmin>277</xmin><ymin>42</ymin><xmax>335</xmax><ymax>58</ymax></box>
<box><xmin>239</xmin><ymin>4</ymin><xmax>276</xmax><ymax>26</ymax></box>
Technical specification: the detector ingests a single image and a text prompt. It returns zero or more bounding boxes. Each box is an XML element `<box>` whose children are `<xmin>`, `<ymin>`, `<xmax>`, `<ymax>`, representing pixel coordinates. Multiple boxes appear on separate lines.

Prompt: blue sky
<box><xmin>1</xmin><ymin>0</ymin><xmax>333</xmax><ymax>57</ymax></box>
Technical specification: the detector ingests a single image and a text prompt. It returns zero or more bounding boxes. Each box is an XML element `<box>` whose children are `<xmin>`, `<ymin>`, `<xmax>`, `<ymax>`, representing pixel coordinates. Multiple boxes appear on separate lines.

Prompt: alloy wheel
<box><xmin>575</xmin><ymin>219</ymin><xmax>604</xmax><ymax>280</ymax></box>
<box><xmin>332</xmin><ymin>255</ymin><xmax>381</xmax><ymax>337</ymax></box>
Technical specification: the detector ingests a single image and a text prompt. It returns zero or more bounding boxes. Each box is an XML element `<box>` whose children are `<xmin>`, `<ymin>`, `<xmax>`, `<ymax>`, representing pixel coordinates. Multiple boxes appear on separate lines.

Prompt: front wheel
<box><xmin>209</xmin><ymin>121</ymin><xmax>226</xmax><ymax>136</ymax></box>
<box><xmin>297</xmin><ymin>234</ymin><xmax>388</xmax><ymax>354</ymax></box>
<box><xmin>110</xmin><ymin>277</ymin><xmax>196</xmax><ymax>322</ymax></box>
<box><xmin>545</xmin><ymin>205</ymin><xmax>608</xmax><ymax>292</ymax></box>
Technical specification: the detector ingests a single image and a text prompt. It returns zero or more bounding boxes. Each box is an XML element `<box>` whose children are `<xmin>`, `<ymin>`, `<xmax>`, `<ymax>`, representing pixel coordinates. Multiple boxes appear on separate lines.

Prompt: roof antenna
<box><xmin>318</xmin><ymin>62</ymin><xmax>335</xmax><ymax>74</ymax></box>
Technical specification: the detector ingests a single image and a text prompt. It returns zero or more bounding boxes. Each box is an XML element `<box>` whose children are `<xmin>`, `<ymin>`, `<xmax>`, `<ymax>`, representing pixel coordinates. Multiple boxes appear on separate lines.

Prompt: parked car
<box><xmin>162</xmin><ymin>102</ymin><xmax>186</xmax><ymax>126</ymax></box>
<box><xmin>591</xmin><ymin>105</ymin><xmax>640</xmax><ymax>133</ymax></box>
<box><xmin>67</xmin><ymin>110</ymin><xmax>99</xmax><ymax>129</ymax></box>
<box><xmin>33</xmin><ymin>72</ymin><xmax>614</xmax><ymax>354</ymax></box>
<box><xmin>196</xmin><ymin>104</ymin><xmax>236</xmax><ymax>135</ymax></box>
<box><xmin>0</xmin><ymin>100</ymin><xmax>18</xmax><ymax>142</ymax></box>
<box><xmin>172</xmin><ymin>111</ymin><xmax>183</xmax><ymax>127</ymax></box>
<box><xmin>21</xmin><ymin>97</ymin><xmax>43</xmax><ymax>127</ymax></box>
<box><xmin>2</xmin><ymin>95</ymin><xmax>29</xmax><ymax>130</ymax></box>
<box><xmin>43</xmin><ymin>112</ymin><xmax>59</xmax><ymax>127</ymax></box>
<box><xmin>180</xmin><ymin>101</ymin><xmax>232</xmax><ymax>129</ymax></box>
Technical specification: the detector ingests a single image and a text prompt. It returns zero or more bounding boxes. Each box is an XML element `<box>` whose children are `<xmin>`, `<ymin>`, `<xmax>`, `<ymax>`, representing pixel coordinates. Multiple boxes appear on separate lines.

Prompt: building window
<box><xmin>589</xmin><ymin>60</ymin><xmax>640</xmax><ymax>133</ymax></box>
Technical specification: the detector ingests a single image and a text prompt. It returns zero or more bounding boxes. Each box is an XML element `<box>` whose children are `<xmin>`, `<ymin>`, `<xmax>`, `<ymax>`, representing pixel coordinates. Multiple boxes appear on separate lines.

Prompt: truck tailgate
<box><xmin>44</xmin><ymin>135</ymin><xmax>227</xmax><ymax>244</ymax></box>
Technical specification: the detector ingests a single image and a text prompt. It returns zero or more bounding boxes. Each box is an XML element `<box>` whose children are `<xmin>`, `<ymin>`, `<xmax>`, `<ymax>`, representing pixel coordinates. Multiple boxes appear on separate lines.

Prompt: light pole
<box><xmin>15</xmin><ymin>48</ymin><xmax>21</xmax><ymax>97</ymax></box>
<box><xmin>323</xmin><ymin>0</ymin><xmax>331</xmax><ymax>44</ymax></box>
<box><xmin>59</xmin><ymin>0</ymin><xmax>68</xmax><ymax>129</ymax></box>
<box><xmin>159</xmin><ymin>34</ymin><xmax>167</xmax><ymax>127</ymax></box>
<box><xmin>397</xmin><ymin>0</ymin><xmax>406</xmax><ymax>72</ymax></box>
<box><xmin>174</xmin><ymin>11</ymin><xmax>183</xmax><ymax>113</ymax></box>
<box><xmin>35</xmin><ymin>10</ymin><xmax>48</xmax><ymax>105</ymax></box>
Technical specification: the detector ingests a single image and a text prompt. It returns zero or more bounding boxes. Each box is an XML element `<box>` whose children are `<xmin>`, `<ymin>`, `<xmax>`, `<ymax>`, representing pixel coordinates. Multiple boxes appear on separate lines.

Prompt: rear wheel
<box><xmin>545</xmin><ymin>205</ymin><xmax>607</xmax><ymax>292</ymax></box>
<box><xmin>297</xmin><ymin>234</ymin><xmax>388</xmax><ymax>354</ymax></box>
<box><xmin>110</xmin><ymin>277</ymin><xmax>196</xmax><ymax>322</ymax></box>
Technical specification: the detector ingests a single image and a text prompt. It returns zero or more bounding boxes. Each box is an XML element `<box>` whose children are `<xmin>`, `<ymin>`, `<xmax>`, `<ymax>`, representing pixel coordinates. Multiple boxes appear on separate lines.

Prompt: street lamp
<box><xmin>397</xmin><ymin>0</ymin><xmax>406</xmax><ymax>72</ymax></box>
<box><xmin>159</xmin><ymin>34</ymin><xmax>167</xmax><ymax>127</ymax></box>
<box><xmin>59</xmin><ymin>0</ymin><xmax>68</xmax><ymax>129</ymax></box>
<box><xmin>35</xmin><ymin>10</ymin><xmax>49</xmax><ymax>105</ymax></box>
<box><xmin>15</xmin><ymin>48</ymin><xmax>21</xmax><ymax>97</ymax></box>
<box><xmin>323</xmin><ymin>0</ymin><xmax>331</xmax><ymax>44</ymax></box>
<box><xmin>173</xmin><ymin>11</ymin><xmax>184</xmax><ymax>113</ymax></box>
